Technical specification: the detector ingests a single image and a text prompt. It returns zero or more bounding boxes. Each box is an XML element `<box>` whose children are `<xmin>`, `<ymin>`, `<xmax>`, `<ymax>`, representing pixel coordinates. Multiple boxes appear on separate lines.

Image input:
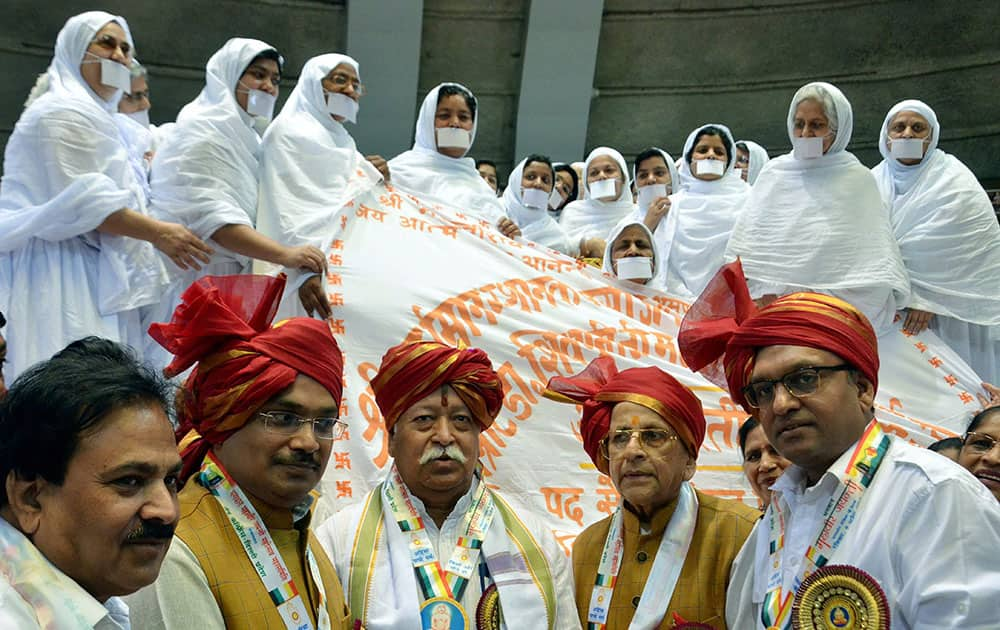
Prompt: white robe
<box><xmin>871</xmin><ymin>99</ymin><xmax>1000</xmax><ymax>381</ymax></box>
<box><xmin>388</xmin><ymin>83</ymin><xmax>506</xmax><ymax>225</ymax></box>
<box><xmin>255</xmin><ymin>53</ymin><xmax>382</xmax><ymax>317</ymax></box>
<box><xmin>558</xmin><ymin>147</ymin><xmax>636</xmax><ymax>255</ymax></box>
<box><xmin>0</xmin><ymin>11</ymin><xmax>167</xmax><ymax>382</ymax></box>
<box><xmin>725</xmin><ymin>82</ymin><xmax>910</xmax><ymax>333</ymax></box>
<box><xmin>315</xmin><ymin>477</ymin><xmax>579</xmax><ymax>630</ymax></box>
<box><xmin>501</xmin><ymin>158</ymin><xmax>571</xmax><ymax>254</ymax></box>
<box><xmin>652</xmin><ymin>125</ymin><xmax>750</xmax><ymax>300</ymax></box>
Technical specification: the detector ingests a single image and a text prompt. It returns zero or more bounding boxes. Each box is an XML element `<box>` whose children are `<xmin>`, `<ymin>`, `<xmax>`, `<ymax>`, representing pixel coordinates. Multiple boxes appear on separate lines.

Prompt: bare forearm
<box><xmin>97</xmin><ymin>208</ymin><xmax>160</xmax><ymax>241</ymax></box>
<box><xmin>212</xmin><ymin>224</ymin><xmax>286</xmax><ymax>265</ymax></box>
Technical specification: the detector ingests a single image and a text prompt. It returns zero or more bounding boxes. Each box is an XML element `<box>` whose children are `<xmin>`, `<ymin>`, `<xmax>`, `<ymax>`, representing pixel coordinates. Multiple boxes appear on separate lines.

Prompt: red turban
<box><xmin>678</xmin><ymin>261</ymin><xmax>879</xmax><ymax>413</ymax></box>
<box><xmin>149</xmin><ymin>274</ymin><xmax>344</xmax><ymax>483</ymax></box>
<box><xmin>543</xmin><ymin>356</ymin><xmax>706</xmax><ymax>475</ymax></box>
<box><xmin>371</xmin><ymin>340</ymin><xmax>504</xmax><ymax>432</ymax></box>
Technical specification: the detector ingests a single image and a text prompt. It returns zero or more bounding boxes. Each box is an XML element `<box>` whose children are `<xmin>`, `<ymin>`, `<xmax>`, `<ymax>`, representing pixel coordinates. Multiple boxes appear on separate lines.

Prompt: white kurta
<box><xmin>388</xmin><ymin>83</ymin><xmax>506</xmax><ymax>225</ymax></box>
<box><xmin>871</xmin><ymin>99</ymin><xmax>1000</xmax><ymax>382</ymax></box>
<box><xmin>558</xmin><ymin>147</ymin><xmax>636</xmax><ymax>255</ymax></box>
<box><xmin>725</xmin><ymin>82</ymin><xmax>910</xmax><ymax>334</ymax></box>
<box><xmin>0</xmin><ymin>11</ymin><xmax>167</xmax><ymax>382</ymax></box>
<box><xmin>726</xmin><ymin>436</ymin><xmax>1000</xmax><ymax>629</ymax></box>
<box><xmin>502</xmin><ymin>158</ymin><xmax>572</xmax><ymax>254</ymax></box>
<box><xmin>315</xmin><ymin>477</ymin><xmax>579</xmax><ymax>630</ymax></box>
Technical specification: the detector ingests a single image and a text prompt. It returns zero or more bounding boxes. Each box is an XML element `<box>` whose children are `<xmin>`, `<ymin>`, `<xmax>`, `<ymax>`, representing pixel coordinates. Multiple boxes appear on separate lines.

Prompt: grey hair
<box><xmin>129</xmin><ymin>58</ymin><xmax>147</xmax><ymax>79</ymax></box>
<box><xmin>794</xmin><ymin>84</ymin><xmax>838</xmax><ymax>133</ymax></box>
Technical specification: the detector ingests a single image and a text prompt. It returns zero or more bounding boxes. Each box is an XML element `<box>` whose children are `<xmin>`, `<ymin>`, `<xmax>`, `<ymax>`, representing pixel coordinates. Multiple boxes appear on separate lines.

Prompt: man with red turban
<box><xmin>678</xmin><ymin>261</ymin><xmax>1000</xmax><ymax>630</ymax></box>
<box><xmin>545</xmin><ymin>356</ymin><xmax>757</xmax><ymax>629</ymax></box>
<box><xmin>315</xmin><ymin>339</ymin><xmax>578</xmax><ymax>630</ymax></box>
<box><xmin>126</xmin><ymin>274</ymin><xmax>352</xmax><ymax>629</ymax></box>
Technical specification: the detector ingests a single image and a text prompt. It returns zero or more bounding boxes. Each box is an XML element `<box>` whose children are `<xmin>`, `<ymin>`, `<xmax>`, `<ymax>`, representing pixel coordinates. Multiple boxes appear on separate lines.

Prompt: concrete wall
<box><xmin>2</xmin><ymin>0</ymin><xmax>997</xmax><ymax>187</ymax></box>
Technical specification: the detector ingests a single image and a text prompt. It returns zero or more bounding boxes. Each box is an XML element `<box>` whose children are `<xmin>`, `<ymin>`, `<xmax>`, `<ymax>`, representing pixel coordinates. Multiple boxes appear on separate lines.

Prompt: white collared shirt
<box><xmin>726</xmin><ymin>435</ymin><xmax>1000</xmax><ymax>629</ymax></box>
<box><xmin>0</xmin><ymin>518</ymin><xmax>130</xmax><ymax>629</ymax></box>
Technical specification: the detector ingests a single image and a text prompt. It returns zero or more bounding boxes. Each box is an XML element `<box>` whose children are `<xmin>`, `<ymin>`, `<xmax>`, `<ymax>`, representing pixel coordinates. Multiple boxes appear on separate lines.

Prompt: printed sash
<box><xmin>760</xmin><ymin>421</ymin><xmax>891</xmax><ymax>630</ymax></box>
<box><xmin>587</xmin><ymin>481</ymin><xmax>699</xmax><ymax>630</ymax></box>
<box><xmin>197</xmin><ymin>452</ymin><xmax>331</xmax><ymax>630</ymax></box>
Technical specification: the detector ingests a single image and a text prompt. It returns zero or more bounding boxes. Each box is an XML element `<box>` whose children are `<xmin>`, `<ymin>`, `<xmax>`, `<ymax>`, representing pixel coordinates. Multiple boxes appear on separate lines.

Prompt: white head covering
<box><xmin>502</xmin><ymin>157</ymin><xmax>571</xmax><ymax>253</ymax></box>
<box><xmin>871</xmin><ymin>100</ymin><xmax>1000</xmax><ymax>327</ymax></box>
<box><xmin>257</xmin><ymin>53</ymin><xmax>382</xmax><ymax>253</ymax></box>
<box><xmin>736</xmin><ymin>140</ymin><xmax>770</xmax><ymax>185</ymax></box>
<box><xmin>786</xmin><ymin>81</ymin><xmax>853</xmax><ymax>155</ymax></box>
<box><xmin>558</xmin><ymin>147</ymin><xmax>635</xmax><ymax>254</ymax></box>
<box><xmin>874</xmin><ymin>99</ymin><xmax>941</xmax><ymax>196</ymax></box>
<box><xmin>601</xmin><ymin>218</ymin><xmax>664</xmax><ymax>291</ymax></box>
<box><xmin>725</xmin><ymin>82</ymin><xmax>910</xmax><ymax>333</ymax></box>
<box><xmin>150</xmin><ymin>38</ymin><xmax>279</xmax><ymax>261</ymax></box>
<box><xmin>650</xmin><ymin>125</ymin><xmax>749</xmax><ymax>299</ymax></box>
<box><xmin>631</xmin><ymin>147</ymin><xmax>680</xmax><ymax>196</ymax></box>
<box><xmin>388</xmin><ymin>83</ymin><xmax>505</xmax><ymax>224</ymax></box>
<box><xmin>44</xmin><ymin>11</ymin><xmax>134</xmax><ymax>113</ymax></box>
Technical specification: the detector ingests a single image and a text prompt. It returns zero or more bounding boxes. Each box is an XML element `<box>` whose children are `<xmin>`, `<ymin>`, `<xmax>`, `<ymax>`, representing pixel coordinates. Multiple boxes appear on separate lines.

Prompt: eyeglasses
<box><xmin>257</xmin><ymin>410</ymin><xmax>346</xmax><ymax>440</ymax></box>
<box><xmin>89</xmin><ymin>34</ymin><xmax>131</xmax><ymax>57</ymax></box>
<box><xmin>743</xmin><ymin>365</ymin><xmax>854</xmax><ymax>409</ymax></box>
<box><xmin>963</xmin><ymin>431</ymin><xmax>1000</xmax><ymax>455</ymax></box>
<box><xmin>599</xmin><ymin>428</ymin><xmax>678</xmax><ymax>458</ymax></box>
<box><xmin>326</xmin><ymin>72</ymin><xmax>366</xmax><ymax>96</ymax></box>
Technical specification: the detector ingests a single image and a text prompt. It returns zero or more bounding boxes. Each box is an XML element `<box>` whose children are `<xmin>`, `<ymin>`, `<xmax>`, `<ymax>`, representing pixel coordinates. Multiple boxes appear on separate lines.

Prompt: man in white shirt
<box><xmin>676</xmin><ymin>264</ymin><xmax>1000</xmax><ymax>629</ymax></box>
<box><xmin>0</xmin><ymin>337</ymin><xmax>181</xmax><ymax>629</ymax></box>
<box><xmin>316</xmin><ymin>339</ymin><xmax>579</xmax><ymax>630</ymax></box>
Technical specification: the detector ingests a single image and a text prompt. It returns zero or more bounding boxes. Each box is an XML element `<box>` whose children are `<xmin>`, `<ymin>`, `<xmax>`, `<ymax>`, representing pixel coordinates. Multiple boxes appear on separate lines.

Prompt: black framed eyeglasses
<box><xmin>742</xmin><ymin>365</ymin><xmax>854</xmax><ymax>409</ymax></box>
<box><xmin>257</xmin><ymin>410</ymin><xmax>345</xmax><ymax>440</ymax></box>
<box><xmin>963</xmin><ymin>431</ymin><xmax>999</xmax><ymax>455</ymax></box>
<box><xmin>599</xmin><ymin>428</ymin><xmax>678</xmax><ymax>459</ymax></box>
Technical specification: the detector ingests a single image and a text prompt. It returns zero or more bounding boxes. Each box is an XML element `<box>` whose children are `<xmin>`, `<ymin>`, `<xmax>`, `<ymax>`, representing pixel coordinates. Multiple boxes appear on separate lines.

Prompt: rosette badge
<box><xmin>791</xmin><ymin>565</ymin><xmax>890</xmax><ymax>630</ymax></box>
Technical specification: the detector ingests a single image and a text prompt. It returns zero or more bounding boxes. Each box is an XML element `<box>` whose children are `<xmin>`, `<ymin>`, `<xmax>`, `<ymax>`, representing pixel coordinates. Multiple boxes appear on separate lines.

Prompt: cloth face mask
<box><xmin>792</xmin><ymin>136</ymin><xmax>827</xmax><ymax>160</ymax></box>
<box><xmin>616</xmin><ymin>256</ymin><xmax>653</xmax><ymax>280</ymax></box>
<box><xmin>889</xmin><ymin>138</ymin><xmax>926</xmax><ymax>160</ymax></box>
<box><xmin>637</xmin><ymin>184</ymin><xmax>668</xmax><ymax>209</ymax></box>
<box><xmin>522</xmin><ymin>187</ymin><xmax>549</xmax><ymax>209</ymax></box>
<box><xmin>694</xmin><ymin>159</ymin><xmax>725</xmax><ymax>176</ymax></box>
<box><xmin>589</xmin><ymin>178</ymin><xmax>618</xmax><ymax>200</ymax></box>
<box><xmin>325</xmin><ymin>91</ymin><xmax>359</xmax><ymax>123</ymax></box>
<box><xmin>82</xmin><ymin>53</ymin><xmax>132</xmax><ymax>94</ymax></box>
<box><xmin>436</xmin><ymin>127</ymin><xmax>472</xmax><ymax>149</ymax></box>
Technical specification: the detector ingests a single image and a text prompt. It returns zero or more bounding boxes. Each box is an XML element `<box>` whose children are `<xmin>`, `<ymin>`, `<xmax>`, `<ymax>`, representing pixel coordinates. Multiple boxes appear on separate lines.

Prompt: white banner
<box><xmin>300</xmin><ymin>176</ymin><xmax>983</xmax><ymax>554</ymax></box>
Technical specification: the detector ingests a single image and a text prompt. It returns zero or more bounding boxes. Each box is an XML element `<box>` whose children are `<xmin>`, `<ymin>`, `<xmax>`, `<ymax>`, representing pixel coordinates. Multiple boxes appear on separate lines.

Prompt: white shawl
<box><xmin>150</xmin><ymin>37</ymin><xmax>276</xmax><ymax>269</ymax></box>
<box><xmin>388</xmin><ymin>83</ymin><xmax>506</xmax><ymax>224</ymax></box>
<box><xmin>0</xmin><ymin>12</ymin><xmax>167</xmax><ymax>380</ymax></box>
<box><xmin>871</xmin><ymin>100</ymin><xmax>1000</xmax><ymax>326</ymax></box>
<box><xmin>725</xmin><ymin>82</ymin><xmax>910</xmax><ymax>332</ymax></box>
<box><xmin>655</xmin><ymin>125</ymin><xmax>750</xmax><ymax>300</ymax></box>
<box><xmin>257</xmin><ymin>53</ymin><xmax>382</xmax><ymax>253</ymax></box>
<box><xmin>738</xmin><ymin>139</ymin><xmax>770</xmax><ymax>185</ymax></box>
<box><xmin>502</xmin><ymin>158</ymin><xmax>571</xmax><ymax>253</ymax></box>
<box><xmin>559</xmin><ymin>147</ymin><xmax>636</xmax><ymax>254</ymax></box>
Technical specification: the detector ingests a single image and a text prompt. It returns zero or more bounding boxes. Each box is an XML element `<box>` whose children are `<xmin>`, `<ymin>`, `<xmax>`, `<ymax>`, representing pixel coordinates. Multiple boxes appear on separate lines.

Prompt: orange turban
<box><xmin>148</xmin><ymin>274</ymin><xmax>344</xmax><ymax>483</ymax></box>
<box><xmin>371</xmin><ymin>340</ymin><xmax>504</xmax><ymax>432</ymax></box>
<box><xmin>543</xmin><ymin>356</ymin><xmax>706</xmax><ymax>475</ymax></box>
<box><xmin>678</xmin><ymin>261</ymin><xmax>879</xmax><ymax>413</ymax></box>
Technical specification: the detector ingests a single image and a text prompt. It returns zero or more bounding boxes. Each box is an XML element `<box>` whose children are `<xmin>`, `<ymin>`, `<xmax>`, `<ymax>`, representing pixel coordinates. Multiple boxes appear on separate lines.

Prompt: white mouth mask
<box><xmin>521</xmin><ymin>187</ymin><xmax>549</xmax><ymax>209</ymax></box>
<box><xmin>325</xmin><ymin>91</ymin><xmax>359</xmax><ymax>123</ymax></box>
<box><xmin>637</xmin><ymin>183</ymin><xmax>668</xmax><ymax>209</ymax></box>
<box><xmin>695</xmin><ymin>159</ymin><xmax>725</xmax><ymax>176</ymax></box>
<box><xmin>733</xmin><ymin>167</ymin><xmax>744</xmax><ymax>179</ymax></box>
<box><xmin>83</xmin><ymin>53</ymin><xmax>132</xmax><ymax>94</ymax></box>
<box><xmin>239</xmin><ymin>82</ymin><xmax>277</xmax><ymax>120</ymax></box>
<box><xmin>616</xmin><ymin>256</ymin><xmax>653</xmax><ymax>281</ymax></box>
<box><xmin>436</xmin><ymin>127</ymin><xmax>472</xmax><ymax>150</ymax></box>
<box><xmin>548</xmin><ymin>188</ymin><xmax>565</xmax><ymax>209</ymax></box>
<box><xmin>890</xmin><ymin>137</ymin><xmax>926</xmax><ymax>160</ymax></box>
<box><xmin>589</xmin><ymin>178</ymin><xmax>618</xmax><ymax>200</ymax></box>
<box><xmin>792</xmin><ymin>136</ymin><xmax>826</xmax><ymax>160</ymax></box>
<box><xmin>125</xmin><ymin>109</ymin><xmax>150</xmax><ymax>128</ymax></box>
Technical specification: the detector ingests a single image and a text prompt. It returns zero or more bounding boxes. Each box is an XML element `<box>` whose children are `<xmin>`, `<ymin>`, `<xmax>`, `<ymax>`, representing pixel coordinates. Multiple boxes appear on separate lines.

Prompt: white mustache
<box><xmin>419</xmin><ymin>444</ymin><xmax>467</xmax><ymax>465</ymax></box>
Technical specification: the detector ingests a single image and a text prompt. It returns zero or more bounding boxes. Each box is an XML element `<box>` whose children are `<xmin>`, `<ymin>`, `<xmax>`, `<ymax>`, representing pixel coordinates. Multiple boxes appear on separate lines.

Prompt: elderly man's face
<box><xmin>389</xmin><ymin>386</ymin><xmax>480</xmax><ymax>504</ymax></box>
<box><xmin>749</xmin><ymin>345</ymin><xmax>873</xmax><ymax>483</ymax></box>
<box><xmin>607</xmin><ymin>402</ymin><xmax>694</xmax><ymax>520</ymax></box>
<box><xmin>13</xmin><ymin>402</ymin><xmax>180</xmax><ymax>601</ymax></box>
<box><xmin>214</xmin><ymin>374</ymin><xmax>337</xmax><ymax>510</ymax></box>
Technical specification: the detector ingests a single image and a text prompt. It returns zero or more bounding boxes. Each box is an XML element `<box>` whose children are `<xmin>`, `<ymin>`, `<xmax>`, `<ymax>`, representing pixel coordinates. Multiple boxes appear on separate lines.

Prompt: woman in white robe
<box><xmin>0</xmin><ymin>11</ymin><xmax>210</xmax><ymax>382</ymax></box>
<box><xmin>601</xmin><ymin>218</ymin><xmax>665</xmax><ymax>292</ymax></box>
<box><xmin>734</xmin><ymin>140</ymin><xmax>769</xmax><ymax>185</ymax></box>
<box><xmin>256</xmin><ymin>53</ymin><xmax>384</xmax><ymax>318</ymax></box>
<box><xmin>502</xmin><ymin>155</ymin><xmax>572</xmax><ymax>254</ymax></box>
<box><xmin>145</xmin><ymin>38</ymin><xmax>326</xmax><ymax>363</ymax></box>
<box><xmin>645</xmin><ymin>126</ymin><xmax>750</xmax><ymax>301</ymax></box>
<box><xmin>559</xmin><ymin>147</ymin><xmax>635</xmax><ymax>258</ymax></box>
<box><xmin>724</xmin><ymin>81</ymin><xmax>910</xmax><ymax>334</ymax></box>
<box><xmin>388</xmin><ymin>83</ymin><xmax>514</xmax><ymax>235</ymax></box>
<box><xmin>872</xmin><ymin>99</ymin><xmax>1000</xmax><ymax>381</ymax></box>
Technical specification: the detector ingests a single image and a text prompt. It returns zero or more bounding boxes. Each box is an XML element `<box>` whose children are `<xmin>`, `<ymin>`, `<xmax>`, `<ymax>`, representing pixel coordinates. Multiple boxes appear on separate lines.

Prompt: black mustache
<box><xmin>274</xmin><ymin>453</ymin><xmax>320</xmax><ymax>468</ymax></box>
<box><xmin>125</xmin><ymin>520</ymin><xmax>176</xmax><ymax>542</ymax></box>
